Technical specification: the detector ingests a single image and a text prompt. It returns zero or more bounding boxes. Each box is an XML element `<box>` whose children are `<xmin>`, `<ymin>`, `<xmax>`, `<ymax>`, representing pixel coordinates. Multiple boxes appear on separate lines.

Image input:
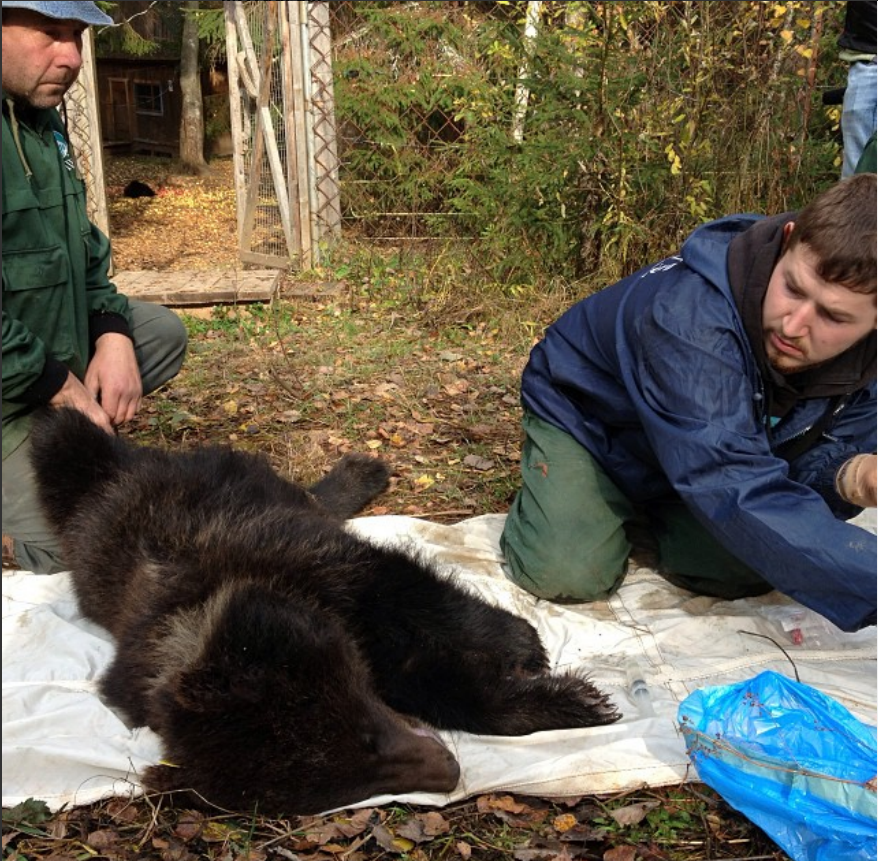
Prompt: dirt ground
<box><xmin>2</xmin><ymin>155</ymin><xmax>790</xmax><ymax>861</ymax></box>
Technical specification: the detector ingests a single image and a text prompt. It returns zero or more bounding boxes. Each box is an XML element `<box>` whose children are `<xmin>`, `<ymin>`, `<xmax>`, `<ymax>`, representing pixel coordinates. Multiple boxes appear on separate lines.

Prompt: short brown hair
<box><xmin>785</xmin><ymin>173</ymin><xmax>877</xmax><ymax>294</ymax></box>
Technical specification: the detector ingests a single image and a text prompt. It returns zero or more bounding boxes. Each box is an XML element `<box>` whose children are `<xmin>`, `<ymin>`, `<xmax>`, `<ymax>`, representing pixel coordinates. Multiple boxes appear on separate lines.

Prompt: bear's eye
<box><xmin>359</xmin><ymin>732</ymin><xmax>378</xmax><ymax>754</ymax></box>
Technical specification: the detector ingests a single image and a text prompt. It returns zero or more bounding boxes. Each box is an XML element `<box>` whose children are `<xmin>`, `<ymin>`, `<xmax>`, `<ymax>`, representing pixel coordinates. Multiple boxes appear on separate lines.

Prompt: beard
<box><xmin>26</xmin><ymin>81</ymin><xmax>73</xmax><ymax>109</ymax></box>
<box><xmin>767</xmin><ymin>349</ymin><xmax>831</xmax><ymax>376</ymax></box>
<box><xmin>5</xmin><ymin>75</ymin><xmax>75</xmax><ymax>110</ymax></box>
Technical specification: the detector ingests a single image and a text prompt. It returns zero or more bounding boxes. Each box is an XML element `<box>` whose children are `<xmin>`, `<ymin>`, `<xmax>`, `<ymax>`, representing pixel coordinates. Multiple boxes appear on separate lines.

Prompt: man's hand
<box><xmin>83</xmin><ymin>333</ymin><xmax>143</xmax><ymax>426</ymax></box>
<box><xmin>49</xmin><ymin>371</ymin><xmax>115</xmax><ymax>434</ymax></box>
<box><xmin>836</xmin><ymin>454</ymin><xmax>877</xmax><ymax>509</ymax></box>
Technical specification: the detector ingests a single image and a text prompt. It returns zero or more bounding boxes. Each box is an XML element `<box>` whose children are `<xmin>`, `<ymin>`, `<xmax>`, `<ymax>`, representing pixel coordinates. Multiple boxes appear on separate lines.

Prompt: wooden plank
<box><xmin>113</xmin><ymin>269</ymin><xmax>280</xmax><ymax>306</ymax></box>
<box><xmin>238</xmin><ymin>250</ymin><xmax>292</xmax><ymax>268</ymax></box>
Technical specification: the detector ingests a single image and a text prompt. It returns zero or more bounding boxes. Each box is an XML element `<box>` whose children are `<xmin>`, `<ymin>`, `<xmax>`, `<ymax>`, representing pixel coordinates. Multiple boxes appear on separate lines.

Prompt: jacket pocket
<box><xmin>2</xmin><ymin>245</ymin><xmax>76</xmax><ymax>363</ymax></box>
<box><xmin>3</xmin><ymin>245</ymin><xmax>70</xmax><ymax>293</ymax></box>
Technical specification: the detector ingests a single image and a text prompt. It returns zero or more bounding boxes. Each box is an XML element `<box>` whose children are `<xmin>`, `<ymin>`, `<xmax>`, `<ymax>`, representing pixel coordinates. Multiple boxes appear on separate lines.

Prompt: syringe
<box><xmin>625</xmin><ymin>658</ymin><xmax>655</xmax><ymax>717</ymax></box>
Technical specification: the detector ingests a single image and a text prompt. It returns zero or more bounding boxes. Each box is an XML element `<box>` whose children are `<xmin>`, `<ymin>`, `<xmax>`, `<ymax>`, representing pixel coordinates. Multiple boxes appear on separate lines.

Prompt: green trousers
<box><xmin>500</xmin><ymin>412</ymin><xmax>772</xmax><ymax>602</ymax></box>
<box><xmin>2</xmin><ymin>300</ymin><xmax>187</xmax><ymax>574</ymax></box>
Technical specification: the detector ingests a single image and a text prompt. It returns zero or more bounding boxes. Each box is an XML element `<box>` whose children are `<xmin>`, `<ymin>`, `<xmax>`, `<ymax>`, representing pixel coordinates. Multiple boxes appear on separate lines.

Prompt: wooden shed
<box><xmin>96</xmin><ymin>58</ymin><xmax>182</xmax><ymax>157</ymax></box>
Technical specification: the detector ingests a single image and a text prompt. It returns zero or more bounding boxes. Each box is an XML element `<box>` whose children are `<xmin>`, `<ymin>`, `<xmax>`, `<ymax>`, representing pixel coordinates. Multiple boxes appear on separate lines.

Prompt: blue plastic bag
<box><xmin>678</xmin><ymin>670</ymin><xmax>877</xmax><ymax>861</ymax></box>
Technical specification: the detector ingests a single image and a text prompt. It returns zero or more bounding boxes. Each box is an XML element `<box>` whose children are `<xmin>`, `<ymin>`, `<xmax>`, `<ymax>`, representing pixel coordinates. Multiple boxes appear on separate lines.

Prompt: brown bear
<box><xmin>29</xmin><ymin>407</ymin><xmax>619</xmax><ymax>816</ymax></box>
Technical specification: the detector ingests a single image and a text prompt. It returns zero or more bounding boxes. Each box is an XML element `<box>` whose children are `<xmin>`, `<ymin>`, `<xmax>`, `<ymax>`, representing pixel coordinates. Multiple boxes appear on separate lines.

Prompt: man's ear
<box><xmin>781</xmin><ymin>221</ymin><xmax>796</xmax><ymax>247</ymax></box>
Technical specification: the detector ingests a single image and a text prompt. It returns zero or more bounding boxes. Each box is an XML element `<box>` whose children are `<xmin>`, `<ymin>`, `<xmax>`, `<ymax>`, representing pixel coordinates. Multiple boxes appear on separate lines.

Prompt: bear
<box><xmin>29</xmin><ymin>407</ymin><xmax>620</xmax><ymax>816</ymax></box>
<box><xmin>122</xmin><ymin>180</ymin><xmax>156</xmax><ymax>198</ymax></box>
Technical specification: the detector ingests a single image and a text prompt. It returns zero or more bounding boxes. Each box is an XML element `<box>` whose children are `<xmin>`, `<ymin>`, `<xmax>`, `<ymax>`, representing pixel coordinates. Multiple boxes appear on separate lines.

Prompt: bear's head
<box><xmin>142</xmin><ymin>581</ymin><xmax>460</xmax><ymax>815</ymax></box>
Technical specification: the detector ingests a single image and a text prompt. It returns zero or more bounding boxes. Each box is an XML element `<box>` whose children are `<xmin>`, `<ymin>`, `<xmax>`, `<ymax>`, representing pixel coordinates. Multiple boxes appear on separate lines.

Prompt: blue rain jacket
<box><xmin>521</xmin><ymin>215</ymin><xmax>876</xmax><ymax>632</ymax></box>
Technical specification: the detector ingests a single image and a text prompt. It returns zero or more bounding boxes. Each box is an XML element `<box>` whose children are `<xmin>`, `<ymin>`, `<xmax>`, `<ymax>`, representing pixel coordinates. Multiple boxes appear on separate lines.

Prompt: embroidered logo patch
<box><xmin>53</xmin><ymin>130</ymin><xmax>76</xmax><ymax>173</ymax></box>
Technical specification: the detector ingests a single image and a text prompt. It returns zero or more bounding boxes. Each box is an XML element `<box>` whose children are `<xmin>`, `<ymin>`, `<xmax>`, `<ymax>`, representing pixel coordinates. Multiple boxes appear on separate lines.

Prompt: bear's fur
<box><xmin>30</xmin><ymin>408</ymin><xmax>620</xmax><ymax>816</ymax></box>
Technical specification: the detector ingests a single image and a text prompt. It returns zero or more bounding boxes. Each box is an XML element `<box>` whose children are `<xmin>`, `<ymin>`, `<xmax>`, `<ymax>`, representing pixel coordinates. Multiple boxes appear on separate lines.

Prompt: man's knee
<box><xmin>501</xmin><ymin>503</ymin><xmax>628</xmax><ymax>603</ymax></box>
<box><xmin>2</xmin><ymin>442</ymin><xmax>67</xmax><ymax>573</ymax></box>
<box><xmin>149</xmin><ymin>307</ymin><xmax>188</xmax><ymax>373</ymax></box>
<box><xmin>3</xmin><ymin>535</ymin><xmax>67</xmax><ymax>574</ymax></box>
<box><xmin>130</xmin><ymin>303</ymin><xmax>188</xmax><ymax>393</ymax></box>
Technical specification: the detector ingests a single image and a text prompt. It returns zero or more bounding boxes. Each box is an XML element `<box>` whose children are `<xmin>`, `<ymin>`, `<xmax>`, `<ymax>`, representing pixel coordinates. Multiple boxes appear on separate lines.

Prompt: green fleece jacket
<box><xmin>2</xmin><ymin>92</ymin><xmax>132</xmax><ymax>459</ymax></box>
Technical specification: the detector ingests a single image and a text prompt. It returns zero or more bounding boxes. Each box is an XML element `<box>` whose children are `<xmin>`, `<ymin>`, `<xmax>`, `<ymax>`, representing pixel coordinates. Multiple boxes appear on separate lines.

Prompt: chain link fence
<box><xmin>65</xmin><ymin>30</ymin><xmax>110</xmax><ymax>239</ymax></box>
<box><xmin>68</xmin><ymin>2</ymin><xmax>847</xmax><ymax>283</ymax></box>
<box><xmin>318</xmin><ymin>0</ymin><xmax>846</xmax><ymax>283</ymax></box>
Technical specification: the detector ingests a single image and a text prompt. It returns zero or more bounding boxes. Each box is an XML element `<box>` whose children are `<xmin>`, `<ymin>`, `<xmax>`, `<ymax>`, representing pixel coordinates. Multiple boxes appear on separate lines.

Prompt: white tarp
<box><xmin>3</xmin><ymin>512</ymin><xmax>876</xmax><ymax>813</ymax></box>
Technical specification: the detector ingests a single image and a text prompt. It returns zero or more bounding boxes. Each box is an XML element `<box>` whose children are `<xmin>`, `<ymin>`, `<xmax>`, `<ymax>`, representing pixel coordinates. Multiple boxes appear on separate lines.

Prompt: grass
<box><xmin>124</xmin><ymin>276</ymin><xmax>541</xmax><ymax>520</ymax></box>
<box><xmin>3</xmin><ymin>787</ymin><xmax>788</xmax><ymax>861</ymax></box>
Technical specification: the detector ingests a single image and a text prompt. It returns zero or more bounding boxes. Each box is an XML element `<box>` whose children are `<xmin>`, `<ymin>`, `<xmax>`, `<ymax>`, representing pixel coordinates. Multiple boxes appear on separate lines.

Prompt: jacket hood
<box><xmin>680</xmin><ymin>214</ymin><xmax>762</xmax><ymax>288</ymax></box>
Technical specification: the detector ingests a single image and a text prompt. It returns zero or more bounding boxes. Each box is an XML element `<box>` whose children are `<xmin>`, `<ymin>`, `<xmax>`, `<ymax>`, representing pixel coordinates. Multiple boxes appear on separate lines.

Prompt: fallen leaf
<box><xmin>603</xmin><ymin>846</ymin><xmax>637</xmax><ymax>861</ymax></box>
<box><xmin>609</xmin><ymin>801</ymin><xmax>660</xmax><ymax>827</ymax></box>
<box><xmin>201</xmin><ymin>821</ymin><xmax>245</xmax><ymax>843</ymax></box>
<box><xmin>86</xmin><ymin>829</ymin><xmax>119</xmax><ymax>849</ymax></box>
<box><xmin>463</xmin><ymin>454</ymin><xmax>494</xmax><ymax>471</ymax></box>
<box><xmin>343</xmin><ymin>807</ymin><xmax>381</xmax><ymax>834</ymax></box>
<box><xmin>552</xmin><ymin>813</ymin><xmax>577</xmax><ymax>833</ymax></box>
<box><xmin>371</xmin><ymin>823</ymin><xmax>414</xmax><ymax>853</ymax></box>
<box><xmin>396</xmin><ymin>812</ymin><xmax>451</xmax><ymax>842</ymax></box>
<box><xmin>174</xmin><ymin>811</ymin><xmax>203</xmax><ymax>841</ymax></box>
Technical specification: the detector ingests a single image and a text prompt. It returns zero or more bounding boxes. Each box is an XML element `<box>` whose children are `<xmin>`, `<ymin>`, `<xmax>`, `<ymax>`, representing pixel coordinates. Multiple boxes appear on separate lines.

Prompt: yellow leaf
<box><xmin>414</xmin><ymin>474</ymin><xmax>435</xmax><ymax>489</ymax></box>
<box><xmin>222</xmin><ymin>399</ymin><xmax>238</xmax><ymax>415</ymax></box>
<box><xmin>202</xmin><ymin>822</ymin><xmax>245</xmax><ymax>843</ymax></box>
<box><xmin>553</xmin><ymin>813</ymin><xmax>577</xmax><ymax>832</ymax></box>
<box><xmin>780</xmin><ymin>29</ymin><xmax>794</xmax><ymax>43</ymax></box>
<box><xmin>366</xmin><ymin>439</ymin><xmax>383</xmax><ymax>449</ymax></box>
<box><xmin>796</xmin><ymin>45</ymin><xmax>813</xmax><ymax>59</ymax></box>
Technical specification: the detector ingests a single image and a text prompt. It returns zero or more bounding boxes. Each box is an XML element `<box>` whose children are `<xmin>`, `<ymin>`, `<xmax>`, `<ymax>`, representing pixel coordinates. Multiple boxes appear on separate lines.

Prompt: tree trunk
<box><xmin>179</xmin><ymin>0</ymin><xmax>208</xmax><ymax>173</ymax></box>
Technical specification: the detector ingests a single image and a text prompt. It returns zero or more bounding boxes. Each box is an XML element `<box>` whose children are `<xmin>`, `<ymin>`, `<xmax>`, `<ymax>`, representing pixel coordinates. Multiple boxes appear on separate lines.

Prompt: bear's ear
<box><xmin>169</xmin><ymin>663</ymin><xmax>269</xmax><ymax>713</ymax></box>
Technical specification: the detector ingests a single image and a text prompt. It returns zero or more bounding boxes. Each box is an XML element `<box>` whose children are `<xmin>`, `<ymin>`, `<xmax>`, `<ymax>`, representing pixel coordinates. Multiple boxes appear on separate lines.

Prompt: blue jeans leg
<box><xmin>841</xmin><ymin>60</ymin><xmax>877</xmax><ymax>178</ymax></box>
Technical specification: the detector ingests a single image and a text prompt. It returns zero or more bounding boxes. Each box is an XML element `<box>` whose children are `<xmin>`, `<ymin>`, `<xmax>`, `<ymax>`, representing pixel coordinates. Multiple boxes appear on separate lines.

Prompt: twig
<box><xmin>736</xmin><ymin>629</ymin><xmax>800</xmax><ymax>681</ymax></box>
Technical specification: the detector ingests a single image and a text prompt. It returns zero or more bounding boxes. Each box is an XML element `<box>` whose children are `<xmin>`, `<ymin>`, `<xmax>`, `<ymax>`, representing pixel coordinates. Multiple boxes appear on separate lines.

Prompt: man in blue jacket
<box><xmin>501</xmin><ymin>175</ymin><xmax>876</xmax><ymax>633</ymax></box>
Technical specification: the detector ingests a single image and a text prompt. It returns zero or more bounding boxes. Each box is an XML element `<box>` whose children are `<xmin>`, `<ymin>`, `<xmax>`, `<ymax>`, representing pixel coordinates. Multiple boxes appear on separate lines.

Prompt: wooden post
<box><xmin>308</xmin><ymin>1</ymin><xmax>341</xmax><ymax>241</ymax></box>
<box><xmin>279</xmin><ymin>4</ymin><xmax>305</xmax><ymax>263</ymax></box>
<box><xmin>66</xmin><ymin>28</ymin><xmax>110</xmax><ymax>238</ymax></box>
<box><xmin>224</xmin><ymin>1</ymin><xmax>248</xmax><ymax>250</ymax></box>
<box><xmin>288</xmin><ymin>1</ymin><xmax>314</xmax><ymax>268</ymax></box>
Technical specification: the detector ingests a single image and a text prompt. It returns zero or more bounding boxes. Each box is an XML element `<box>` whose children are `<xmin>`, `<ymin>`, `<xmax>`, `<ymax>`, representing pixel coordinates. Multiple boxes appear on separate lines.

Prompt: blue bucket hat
<box><xmin>0</xmin><ymin>1</ymin><xmax>113</xmax><ymax>26</ymax></box>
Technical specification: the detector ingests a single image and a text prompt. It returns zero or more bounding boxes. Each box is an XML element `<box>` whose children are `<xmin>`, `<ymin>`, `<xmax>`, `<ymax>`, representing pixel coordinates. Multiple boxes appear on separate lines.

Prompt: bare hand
<box><xmin>83</xmin><ymin>333</ymin><xmax>143</xmax><ymax>426</ymax></box>
<box><xmin>837</xmin><ymin>454</ymin><xmax>877</xmax><ymax>508</ymax></box>
<box><xmin>853</xmin><ymin>454</ymin><xmax>877</xmax><ymax>508</ymax></box>
<box><xmin>49</xmin><ymin>372</ymin><xmax>115</xmax><ymax>434</ymax></box>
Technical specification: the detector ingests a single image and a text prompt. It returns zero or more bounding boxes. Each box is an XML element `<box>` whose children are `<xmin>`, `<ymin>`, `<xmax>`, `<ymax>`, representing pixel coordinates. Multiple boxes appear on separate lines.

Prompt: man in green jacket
<box><xmin>2</xmin><ymin>1</ymin><xmax>188</xmax><ymax>573</ymax></box>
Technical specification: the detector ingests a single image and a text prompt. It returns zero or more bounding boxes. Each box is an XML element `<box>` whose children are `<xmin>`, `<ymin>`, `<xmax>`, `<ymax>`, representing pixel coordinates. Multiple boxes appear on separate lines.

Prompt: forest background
<box><xmin>98</xmin><ymin>0</ymin><xmax>850</xmax><ymax>291</ymax></box>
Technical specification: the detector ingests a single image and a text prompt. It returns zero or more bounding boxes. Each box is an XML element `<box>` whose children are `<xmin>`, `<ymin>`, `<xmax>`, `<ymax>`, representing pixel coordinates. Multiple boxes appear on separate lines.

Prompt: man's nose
<box><xmin>55</xmin><ymin>40</ymin><xmax>83</xmax><ymax>74</ymax></box>
<box><xmin>783</xmin><ymin>303</ymin><xmax>812</xmax><ymax>336</ymax></box>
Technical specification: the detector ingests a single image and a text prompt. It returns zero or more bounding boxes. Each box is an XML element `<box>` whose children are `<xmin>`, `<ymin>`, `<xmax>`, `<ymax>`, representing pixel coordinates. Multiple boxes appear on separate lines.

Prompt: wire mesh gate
<box><xmin>224</xmin><ymin>0</ymin><xmax>340</xmax><ymax>269</ymax></box>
